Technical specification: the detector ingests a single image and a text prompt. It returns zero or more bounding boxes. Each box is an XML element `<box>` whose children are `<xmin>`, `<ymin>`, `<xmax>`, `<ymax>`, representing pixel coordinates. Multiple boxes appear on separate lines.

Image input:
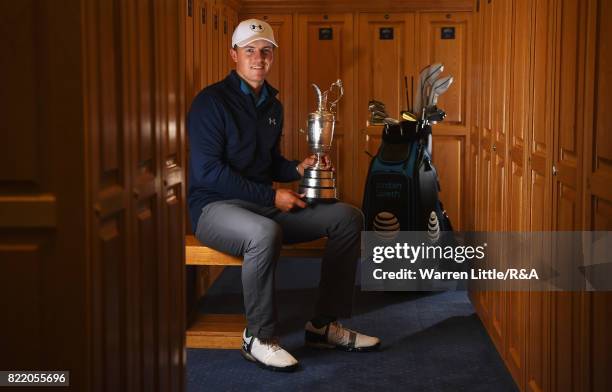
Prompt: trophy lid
<box><xmin>311</xmin><ymin>79</ymin><xmax>343</xmax><ymax>115</ymax></box>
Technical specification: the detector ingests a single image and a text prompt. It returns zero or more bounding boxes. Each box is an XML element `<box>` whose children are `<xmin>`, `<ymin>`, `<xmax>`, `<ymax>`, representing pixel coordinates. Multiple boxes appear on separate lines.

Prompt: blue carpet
<box><xmin>187</xmin><ymin>258</ymin><xmax>519</xmax><ymax>392</ymax></box>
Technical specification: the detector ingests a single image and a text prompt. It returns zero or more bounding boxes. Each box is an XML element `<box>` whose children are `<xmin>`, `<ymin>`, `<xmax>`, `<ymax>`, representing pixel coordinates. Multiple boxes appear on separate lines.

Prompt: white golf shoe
<box><xmin>305</xmin><ymin>321</ymin><xmax>381</xmax><ymax>352</ymax></box>
<box><xmin>241</xmin><ymin>329</ymin><xmax>299</xmax><ymax>372</ymax></box>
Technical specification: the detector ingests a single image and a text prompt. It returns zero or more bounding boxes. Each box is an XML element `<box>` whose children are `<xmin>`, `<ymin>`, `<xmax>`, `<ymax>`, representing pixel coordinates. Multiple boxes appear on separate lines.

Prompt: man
<box><xmin>187</xmin><ymin>19</ymin><xmax>380</xmax><ymax>372</ymax></box>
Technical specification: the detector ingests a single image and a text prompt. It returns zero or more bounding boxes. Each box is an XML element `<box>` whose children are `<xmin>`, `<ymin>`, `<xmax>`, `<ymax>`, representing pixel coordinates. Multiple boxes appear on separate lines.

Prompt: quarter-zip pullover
<box><xmin>187</xmin><ymin>70</ymin><xmax>300</xmax><ymax>230</ymax></box>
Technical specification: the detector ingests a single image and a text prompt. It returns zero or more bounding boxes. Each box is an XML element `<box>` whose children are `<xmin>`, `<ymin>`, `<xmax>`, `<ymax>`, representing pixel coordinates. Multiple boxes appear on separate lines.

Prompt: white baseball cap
<box><xmin>231</xmin><ymin>19</ymin><xmax>278</xmax><ymax>48</ymax></box>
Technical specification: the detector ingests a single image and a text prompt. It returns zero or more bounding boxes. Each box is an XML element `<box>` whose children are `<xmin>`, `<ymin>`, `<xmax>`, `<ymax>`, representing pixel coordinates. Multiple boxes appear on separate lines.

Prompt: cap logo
<box><xmin>250</xmin><ymin>24</ymin><xmax>264</xmax><ymax>32</ymax></box>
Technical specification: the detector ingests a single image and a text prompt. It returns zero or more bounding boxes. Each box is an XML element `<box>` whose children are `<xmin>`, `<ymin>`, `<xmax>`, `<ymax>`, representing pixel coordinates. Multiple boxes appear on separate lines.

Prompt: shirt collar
<box><xmin>239</xmin><ymin>78</ymin><xmax>269</xmax><ymax>107</ymax></box>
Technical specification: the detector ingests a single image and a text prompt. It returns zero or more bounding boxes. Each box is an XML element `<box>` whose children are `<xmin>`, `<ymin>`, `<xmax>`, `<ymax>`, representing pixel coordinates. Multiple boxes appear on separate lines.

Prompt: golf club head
<box><xmin>415</xmin><ymin>63</ymin><xmax>444</xmax><ymax>115</ymax></box>
<box><xmin>429</xmin><ymin>76</ymin><xmax>454</xmax><ymax>107</ymax></box>
<box><xmin>400</xmin><ymin>111</ymin><xmax>418</xmax><ymax>122</ymax></box>
<box><xmin>371</xmin><ymin>109</ymin><xmax>389</xmax><ymax>118</ymax></box>
<box><xmin>372</xmin><ymin>114</ymin><xmax>399</xmax><ymax>125</ymax></box>
<box><xmin>370</xmin><ymin>113</ymin><xmax>387</xmax><ymax>124</ymax></box>
<box><xmin>426</xmin><ymin>107</ymin><xmax>447</xmax><ymax>123</ymax></box>
<box><xmin>368</xmin><ymin>100</ymin><xmax>386</xmax><ymax>111</ymax></box>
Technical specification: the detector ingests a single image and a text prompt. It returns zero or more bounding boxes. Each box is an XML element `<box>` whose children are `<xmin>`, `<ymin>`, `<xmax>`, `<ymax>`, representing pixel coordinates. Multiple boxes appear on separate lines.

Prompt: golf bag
<box><xmin>362</xmin><ymin>120</ymin><xmax>453</xmax><ymax>234</ymax></box>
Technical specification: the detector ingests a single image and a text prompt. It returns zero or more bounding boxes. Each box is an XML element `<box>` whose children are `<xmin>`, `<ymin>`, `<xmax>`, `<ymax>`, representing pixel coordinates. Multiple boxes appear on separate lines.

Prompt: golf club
<box><xmin>428</xmin><ymin>75</ymin><xmax>454</xmax><ymax>108</ymax></box>
<box><xmin>414</xmin><ymin>63</ymin><xmax>444</xmax><ymax>115</ymax></box>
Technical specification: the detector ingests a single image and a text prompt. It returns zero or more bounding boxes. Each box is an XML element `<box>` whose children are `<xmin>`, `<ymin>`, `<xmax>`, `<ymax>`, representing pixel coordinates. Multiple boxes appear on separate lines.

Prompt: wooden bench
<box><xmin>185</xmin><ymin>234</ymin><xmax>327</xmax><ymax>349</ymax></box>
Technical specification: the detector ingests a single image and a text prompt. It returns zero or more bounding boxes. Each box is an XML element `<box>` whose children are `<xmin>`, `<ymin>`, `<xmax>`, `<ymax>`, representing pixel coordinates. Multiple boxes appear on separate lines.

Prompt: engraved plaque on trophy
<box><xmin>299</xmin><ymin>79</ymin><xmax>343</xmax><ymax>202</ymax></box>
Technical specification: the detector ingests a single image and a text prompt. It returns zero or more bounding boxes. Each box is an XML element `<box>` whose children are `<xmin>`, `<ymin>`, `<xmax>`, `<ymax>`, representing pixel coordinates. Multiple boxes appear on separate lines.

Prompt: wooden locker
<box><xmin>196</xmin><ymin>0</ymin><xmax>211</xmax><ymax>92</ymax></box>
<box><xmin>551</xmin><ymin>0</ymin><xmax>585</xmax><ymax>233</ymax></box>
<box><xmin>156</xmin><ymin>0</ymin><xmax>187</xmax><ymax>388</ymax></box>
<box><xmin>186</xmin><ymin>0</ymin><xmax>195</xmax><ymax>102</ymax></box>
<box><xmin>219</xmin><ymin>4</ymin><xmax>229</xmax><ymax>77</ymax></box>
<box><xmin>583</xmin><ymin>1</ymin><xmax>612</xmax><ymax>390</ymax></box>
<box><xmin>478</xmin><ymin>0</ymin><xmax>493</xmax><ymax>232</ymax></box>
<box><xmin>417</xmin><ymin>12</ymin><xmax>470</xmax><ymax>132</ymax></box>
<box><xmin>0</xmin><ymin>0</ymin><xmax>86</xmax><ymax>378</ymax></box>
<box><xmin>467</xmin><ymin>0</ymin><xmax>482</xmax><ymax>232</ymax></box>
<box><xmin>227</xmin><ymin>6</ymin><xmax>238</xmax><ymax>74</ymax></box>
<box><xmin>0</xmin><ymin>0</ymin><xmax>186</xmax><ymax>389</ymax></box>
<box><xmin>490</xmin><ymin>0</ymin><xmax>511</xmax><ymax>233</ymax></box>
<box><xmin>210</xmin><ymin>2</ymin><xmax>220</xmax><ymax>82</ymax></box>
<box><xmin>431</xmin><ymin>135</ymin><xmax>464</xmax><ymax>229</ymax></box>
<box><xmin>488</xmin><ymin>0</ymin><xmax>512</xmax><ymax>359</ymax></box>
<box><xmin>467</xmin><ymin>0</ymin><xmax>484</xmax><ymax>334</ymax></box>
<box><xmin>508</xmin><ymin>0</ymin><xmax>532</xmax><ymax>233</ymax></box>
<box><xmin>297</xmin><ymin>13</ymin><xmax>355</xmax><ymax>204</ymax></box>
<box><xmin>356</xmin><ymin>12</ymin><xmax>416</xmax><ymax>207</ymax></box>
<box><xmin>583</xmin><ymin>0</ymin><xmax>612</xmax><ymax>230</ymax></box>
<box><xmin>526</xmin><ymin>0</ymin><xmax>556</xmax><ymax>389</ymax></box>
<box><xmin>549</xmin><ymin>1</ymin><xmax>590</xmax><ymax>391</ymax></box>
<box><xmin>416</xmin><ymin>11</ymin><xmax>471</xmax><ymax>230</ymax></box>
<box><xmin>473</xmin><ymin>0</ymin><xmax>495</xmax><ymax>348</ymax></box>
<box><xmin>505</xmin><ymin>0</ymin><xmax>533</xmax><ymax>388</ymax></box>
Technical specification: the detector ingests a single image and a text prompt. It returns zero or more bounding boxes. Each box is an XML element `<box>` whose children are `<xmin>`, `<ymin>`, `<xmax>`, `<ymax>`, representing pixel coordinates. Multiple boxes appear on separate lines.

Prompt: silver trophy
<box><xmin>299</xmin><ymin>79</ymin><xmax>344</xmax><ymax>202</ymax></box>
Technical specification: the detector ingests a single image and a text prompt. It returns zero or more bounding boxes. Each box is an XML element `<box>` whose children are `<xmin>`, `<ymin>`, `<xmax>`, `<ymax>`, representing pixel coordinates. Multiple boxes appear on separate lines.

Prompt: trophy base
<box><xmin>304</xmin><ymin>197</ymin><xmax>338</xmax><ymax>204</ymax></box>
<box><xmin>299</xmin><ymin>168</ymin><xmax>337</xmax><ymax>203</ymax></box>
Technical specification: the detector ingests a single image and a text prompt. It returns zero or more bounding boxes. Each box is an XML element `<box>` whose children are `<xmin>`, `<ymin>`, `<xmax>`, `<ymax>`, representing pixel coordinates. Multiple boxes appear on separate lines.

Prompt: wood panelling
<box><xmin>549</xmin><ymin>2</ymin><xmax>589</xmax><ymax>391</ymax></box>
<box><xmin>241</xmin><ymin>0</ymin><xmax>472</xmax><ymax>13</ymax></box>
<box><xmin>0</xmin><ymin>195</ymin><xmax>57</xmax><ymax>227</ymax></box>
<box><xmin>0</xmin><ymin>242</ymin><xmax>44</xmax><ymax>369</ymax></box>
<box><xmin>193</xmin><ymin>0</ymin><xmax>210</xmax><ymax>96</ymax></box>
<box><xmin>508</xmin><ymin>0</ymin><xmax>532</xmax><ymax>233</ymax></box>
<box><xmin>0</xmin><ymin>0</ymin><xmax>87</xmax><ymax>386</ymax></box>
<box><xmin>590</xmin><ymin>292</ymin><xmax>612</xmax><ymax>392</ymax></box>
<box><xmin>529</xmin><ymin>0</ymin><xmax>554</xmax><ymax>232</ymax></box>
<box><xmin>483</xmin><ymin>0</ymin><xmax>511</xmax><ymax>356</ymax></box>
<box><xmin>584</xmin><ymin>0</ymin><xmax>612</xmax><ymax>229</ymax></box>
<box><xmin>0</xmin><ymin>0</ymin><xmax>40</xmax><ymax>185</ymax></box>
<box><xmin>469</xmin><ymin>0</ymin><xmax>612</xmax><ymax>391</ymax></box>
<box><xmin>211</xmin><ymin>2</ymin><xmax>221</xmax><ymax>82</ymax></box>
<box><xmin>467</xmin><ymin>0</ymin><xmax>481</xmax><ymax>232</ymax></box>
<box><xmin>432</xmin><ymin>136</ymin><xmax>463</xmax><ymax>229</ymax></box>
<box><xmin>583</xmin><ymin>2</ymin><xmax>612</xmax><ymax>391</ymax></box>
<box><xmin>506</xmin><ymin>0</ymin><xmax>530</xmax><ymax>366</ymax></box>
<box><xmin>0</xmin><ymin>0</ymin><xmax>186</xmax><ymax>390</ymax></box>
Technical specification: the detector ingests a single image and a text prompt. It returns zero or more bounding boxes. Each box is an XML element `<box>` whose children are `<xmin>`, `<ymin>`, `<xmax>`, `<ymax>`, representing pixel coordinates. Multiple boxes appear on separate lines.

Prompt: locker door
<box><xmin>417</xmin><ymin>12</ymin><xmax>471</xmax><ymax>230</ymax></box>
<box><xmin>356</xmin><ymin>12</ymin><xmax>416</xmax><ymax>208</ymax></box>
<box><xmin>297</xmin><ymin>13</ymin><xmax>355</xmax><ymax>204</ymax></box>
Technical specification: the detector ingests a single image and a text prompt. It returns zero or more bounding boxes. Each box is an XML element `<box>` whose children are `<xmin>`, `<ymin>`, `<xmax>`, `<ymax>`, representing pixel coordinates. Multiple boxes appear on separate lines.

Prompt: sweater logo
<box><xmin>268</xmin><ymin>117</ymin><xmax>277</xmax><ymax>126</ymax></box>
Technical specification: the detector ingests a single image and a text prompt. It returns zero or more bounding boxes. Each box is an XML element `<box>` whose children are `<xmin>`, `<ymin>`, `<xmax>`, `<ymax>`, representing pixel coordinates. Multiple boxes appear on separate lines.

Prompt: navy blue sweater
<box><xmin>187</xmin><ymin>71</ymin><xmax>300</xmax><ymax>230</ymax></box>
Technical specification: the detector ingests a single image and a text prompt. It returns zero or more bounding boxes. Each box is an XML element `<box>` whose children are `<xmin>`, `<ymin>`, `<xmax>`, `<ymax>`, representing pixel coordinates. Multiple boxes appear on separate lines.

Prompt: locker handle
<box><xmin>214</xmin><ymin>14</ymin><xmax>218</xmax><ymax>30</ymax></box>
<box><xmin>201</xmin><ymin>7</ymin><xmax>206</xmax><ymax>24</ymax></box>
<box><xmin>188</xmin><ymin>0</ymin><xmax>193</xmax><ymax>17</ymax></box>
<box><xmin>224</xmin><ymin>18</ymin><xmax>227</xmax><ymax>34</ymax></box>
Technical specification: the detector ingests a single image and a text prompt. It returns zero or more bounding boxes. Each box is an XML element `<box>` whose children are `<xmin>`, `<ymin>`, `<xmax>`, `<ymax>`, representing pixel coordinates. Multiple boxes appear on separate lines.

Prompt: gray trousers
<box><xmin>194</xmin><ymin>199</ymin><xmax>363</xmax><ymax>339</ymax></box>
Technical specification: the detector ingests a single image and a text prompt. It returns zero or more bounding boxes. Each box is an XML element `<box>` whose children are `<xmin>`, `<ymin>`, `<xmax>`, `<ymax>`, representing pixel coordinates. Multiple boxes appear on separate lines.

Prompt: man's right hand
<box><xmin>275</xmin><ymin>188</ymin><xmax>307</xmax><ymax>212</ymax></box>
